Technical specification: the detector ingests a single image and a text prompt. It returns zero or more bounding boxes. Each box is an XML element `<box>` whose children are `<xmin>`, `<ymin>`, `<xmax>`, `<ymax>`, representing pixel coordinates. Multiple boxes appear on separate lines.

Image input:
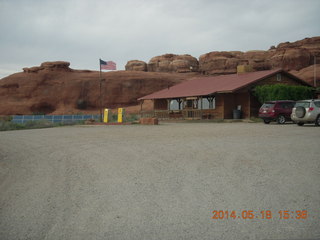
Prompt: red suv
<box><xmin>258</xmin><ymin>100</ymin><xmax>295</xmax><ymax>124</ymax></box>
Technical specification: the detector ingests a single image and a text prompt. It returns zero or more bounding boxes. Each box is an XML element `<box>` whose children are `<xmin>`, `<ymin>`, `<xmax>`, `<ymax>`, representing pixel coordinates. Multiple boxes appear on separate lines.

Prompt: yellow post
<box><xmin>103</xmin><ymin>108</ymin><xmax>110</xmax><ymax>123</ymax></box>
<box><xmin>118</xmin><ymin>108</ymin><xmax>124</xmax><ymax>123</ymax></box>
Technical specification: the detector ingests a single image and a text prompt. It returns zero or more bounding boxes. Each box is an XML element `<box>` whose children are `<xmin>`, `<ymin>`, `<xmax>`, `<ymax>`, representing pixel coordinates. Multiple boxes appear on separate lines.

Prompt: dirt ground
<box><xmin>0</xmin><ymin>122</ymin><xmax>319</xmax><ymax>240</ymax></box>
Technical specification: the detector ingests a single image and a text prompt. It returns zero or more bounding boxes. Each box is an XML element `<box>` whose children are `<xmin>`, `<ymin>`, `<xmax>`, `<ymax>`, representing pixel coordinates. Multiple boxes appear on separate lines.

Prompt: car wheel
<box><xmin>295</xmin><ymin>106</ymin><xmax>306</xmax><ymax>118</ymax></box>
<box><xmin>297</xmin><ymin>122</ymin><xmax>304</xmax><ymax>126</ymax></box>
<box><xmin>316</xmin><ymin>115</ymin><xmax>320</xmax><ymax>126</ymax></box>
<box><xmin>277</xmin><ymin>115</ymin><xmax>286</xmax><ymax>124</ymax></box>
<box><xmin>263</xmin><ymin>119</ymin><xmax>271</xmax><ymax>124</ymax></box>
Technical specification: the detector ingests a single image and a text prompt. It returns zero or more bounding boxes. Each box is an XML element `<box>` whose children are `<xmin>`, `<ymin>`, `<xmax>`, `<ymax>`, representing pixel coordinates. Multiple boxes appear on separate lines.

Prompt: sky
<box><xmin>0</xmin><ymin>0</ymin><xmax>320</xmax><ymax>79</ymax></box>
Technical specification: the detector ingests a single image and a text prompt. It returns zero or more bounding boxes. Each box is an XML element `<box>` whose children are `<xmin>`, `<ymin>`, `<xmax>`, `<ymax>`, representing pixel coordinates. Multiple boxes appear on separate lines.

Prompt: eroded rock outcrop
<box><xmin>147</xmin><ymin>54</ymin><xmax>199</xmax><ymax>73</ymax></box>
<box><xmin>199</xmin><ymin>37</ymin><xmax>320</xmax><ymax>75</ymax></box>
<box><xmin>23</xmin><ymin>61</ymin><xmax>71</xmax><ymax>73</ymax></box>
<box><xmin>125</xmin><ymin>60</ymin><xmax>147</xmax><ymax>71</ymax></box>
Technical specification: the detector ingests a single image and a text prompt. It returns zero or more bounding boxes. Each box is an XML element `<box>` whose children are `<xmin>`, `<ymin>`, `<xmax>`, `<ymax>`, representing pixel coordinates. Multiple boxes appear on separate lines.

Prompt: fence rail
<box><xmin>141</xmin><ymin>109</ymin><xmax>216</xmax><ymax>120</ymax></box>
<box><xmin>11</xmin><ymin>114</ymin><xmax>100</xmax><ymax>124</ymax></box>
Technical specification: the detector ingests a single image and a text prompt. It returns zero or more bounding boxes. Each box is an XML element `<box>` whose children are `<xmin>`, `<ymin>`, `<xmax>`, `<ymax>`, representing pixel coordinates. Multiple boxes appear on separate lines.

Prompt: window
<box><xmin>277</xmin><ymin>73</ymin><xmax>282</xmax><ymax>81</ymax></box>
<box><xmin>261</xmin><ymin>103</ymin><xmax>275</xmax><ymax>109</ymax></box>
<box><xmin>289</xmin><ymin>102</ymin><xmax>296</xmax><ymax>108</ymax></box>
<box><xmin>279</xmin><ymin>102</ymin><xmax>292</xmax><ymax>109</ymax></box>
<box><xmin>295</xmin><ymin>101</ymin><xmax>310</xmax><ymax>108</ymax></box>
<box><xmin>313</xmin><ymin>101</ymin><xmax>320</xmax><ymax>108</ymax></box>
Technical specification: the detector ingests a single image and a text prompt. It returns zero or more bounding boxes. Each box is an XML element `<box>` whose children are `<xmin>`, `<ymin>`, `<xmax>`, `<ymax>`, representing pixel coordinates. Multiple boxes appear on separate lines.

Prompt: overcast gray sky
<box><xmin>0</xmin><ymin>0</ymin><xmax>319</xmax><ymax>78</ymax></box>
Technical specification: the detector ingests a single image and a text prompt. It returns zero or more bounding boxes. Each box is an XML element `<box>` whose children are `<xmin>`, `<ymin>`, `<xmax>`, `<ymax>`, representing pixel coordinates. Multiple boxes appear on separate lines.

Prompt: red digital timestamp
<box><xmin>211</xmin><ymin>210</ymin><xmax>308</xmax><ymax>220</ymax></box>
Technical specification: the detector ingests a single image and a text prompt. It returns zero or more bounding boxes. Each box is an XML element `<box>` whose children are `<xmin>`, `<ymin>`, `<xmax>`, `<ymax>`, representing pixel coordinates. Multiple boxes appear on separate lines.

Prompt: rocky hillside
<box><xmin>0</xmin><ymin>61</ymin><xmax>197</xmax><ymax>115</ymax></box>
<box><xmin>1</xmin><ymin>37</ymin><xmax>319</xmax><ymax>115</ymax></box>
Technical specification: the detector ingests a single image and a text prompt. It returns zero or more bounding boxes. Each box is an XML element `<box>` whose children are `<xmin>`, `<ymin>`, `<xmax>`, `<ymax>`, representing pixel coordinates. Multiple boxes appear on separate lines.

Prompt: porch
<box><xmin>139</xmin><ymin>92</ymin><xmax>258</xmax><ymax>120</ymax></box>
<box><xmin>140</xmin><ymin>95</ymin><xmax>222</xmax><ymax>120</ymax></box>
<box><xmin>140</xmin><ymin>109</ymin><xmax>217</xmax><ymax>120</ymax></box>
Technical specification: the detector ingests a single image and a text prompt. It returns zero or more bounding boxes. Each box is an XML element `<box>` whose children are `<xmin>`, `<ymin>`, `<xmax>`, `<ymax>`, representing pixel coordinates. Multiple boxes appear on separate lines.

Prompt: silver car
<box><xmin>291</xmin><ymin>99</ymin><xmax>320</xmax><ymax>126</ymax></box>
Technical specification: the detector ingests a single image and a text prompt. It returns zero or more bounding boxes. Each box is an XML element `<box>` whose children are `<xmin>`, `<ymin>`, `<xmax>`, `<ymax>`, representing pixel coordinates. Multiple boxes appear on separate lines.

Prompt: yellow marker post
<box><xmin>103</xmin><ymin>109</ymin><xmax>110</xmax><ymax>123</ymax></box>
<box><xmin>118</xmin><ymin>108</ymin><xmax>125</xmax><ymax>123</ymax></box>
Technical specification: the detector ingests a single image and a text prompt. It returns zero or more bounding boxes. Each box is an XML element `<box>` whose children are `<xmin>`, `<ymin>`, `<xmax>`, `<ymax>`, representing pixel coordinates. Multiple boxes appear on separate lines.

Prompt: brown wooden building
<box><xmin>138</xmin><ymin>69</ymin><xmax>312</xmax><ymax>119</ymax></box>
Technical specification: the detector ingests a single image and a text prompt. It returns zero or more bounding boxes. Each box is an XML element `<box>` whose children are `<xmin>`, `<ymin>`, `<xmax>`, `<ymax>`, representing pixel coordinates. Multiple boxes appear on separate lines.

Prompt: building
<box><xmin>138</xmin><ymin>68</ymin><xmax>312</xmax><ymax>119</ymax></box>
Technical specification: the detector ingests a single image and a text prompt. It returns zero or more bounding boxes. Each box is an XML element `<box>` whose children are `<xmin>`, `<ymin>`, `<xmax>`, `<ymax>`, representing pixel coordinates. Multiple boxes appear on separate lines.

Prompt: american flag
<box><xmin>100</xmin><ymin>59</ymin><xmax>116</xmax><ymax>70</ymax></box>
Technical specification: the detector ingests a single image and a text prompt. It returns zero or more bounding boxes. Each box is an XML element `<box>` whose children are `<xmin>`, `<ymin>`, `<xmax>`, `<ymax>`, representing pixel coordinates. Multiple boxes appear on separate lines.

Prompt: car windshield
<box><xmin>295</xmin><ymin>102</ymin><xmax>310</xmax><ymax>108</ymax></box>
<box><xmin>261</xmin><ymin>103</ymin><xmax>274</xmax><ymax>109</ymax></box>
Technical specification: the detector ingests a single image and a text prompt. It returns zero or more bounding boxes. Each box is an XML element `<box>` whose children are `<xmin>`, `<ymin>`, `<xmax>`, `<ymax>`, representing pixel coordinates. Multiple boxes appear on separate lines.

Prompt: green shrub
<box><xmin>254</xmin><ymin>84</ymin><xmax>315</xmax><ymax>104</ymax></box>
<box><xmin>0</xmin><ymin>120</ymin><xmax>26</xmax><ymax>131</ymax></box>
<box><xmin>0</xmin><ymin>119</ymin><xmax>82</xmax><ymax>131</ymax></box>
<box><xmin>125</xmin><ymin>113</ymin><xmax>139</xmax><ymax>122</ymax></box>
<box><xmin>0</xmin><ymin>116</ymin><xmax>13</xmax><ymax>122</ymax></box>
<box><xmin>25</xmin><ymin>120</ymin><xmax>54</xmax><ymax>129</ymax></box>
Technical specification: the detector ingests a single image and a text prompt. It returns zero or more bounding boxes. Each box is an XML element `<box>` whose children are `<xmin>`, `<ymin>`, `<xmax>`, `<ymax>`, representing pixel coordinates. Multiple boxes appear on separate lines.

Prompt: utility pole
<box><xmin>99</xmin><ymin>59</ymin><xmax>103</xmax><ymax>122</ymax></box>
<box><xmin>314</xmin><ymin>55</ymin><xmax>317</xmax><ymax>87</ymax></box>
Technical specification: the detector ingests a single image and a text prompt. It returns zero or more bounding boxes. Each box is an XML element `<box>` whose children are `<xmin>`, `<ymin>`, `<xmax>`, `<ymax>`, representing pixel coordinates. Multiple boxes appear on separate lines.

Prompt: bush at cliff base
<box><xmin>253</xmin><ymin>84</ymin><xmax>315</xmax><ymax>104</ymax></box>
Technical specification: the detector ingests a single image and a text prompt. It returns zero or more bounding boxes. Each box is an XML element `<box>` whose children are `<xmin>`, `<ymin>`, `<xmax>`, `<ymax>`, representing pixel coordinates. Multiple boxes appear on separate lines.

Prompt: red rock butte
<box><xmin>1</xmin><ymin>37</ymin><xmax>319</xmax><ymax>115</ymax></box>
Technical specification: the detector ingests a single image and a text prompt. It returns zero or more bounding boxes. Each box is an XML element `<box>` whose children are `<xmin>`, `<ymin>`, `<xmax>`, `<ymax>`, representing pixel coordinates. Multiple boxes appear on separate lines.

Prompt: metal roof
<box><xmin>138</xmin><ymin>69</ymin><xmax>310</xmax><ymax>100</ymax></box>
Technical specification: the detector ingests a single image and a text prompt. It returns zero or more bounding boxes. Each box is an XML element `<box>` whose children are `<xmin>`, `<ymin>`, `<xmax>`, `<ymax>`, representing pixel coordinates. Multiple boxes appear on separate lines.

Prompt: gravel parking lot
<box><xmin>0</xmin><ymin>122</ymin><xmax>319</xmax><ymax>240</ymax></box>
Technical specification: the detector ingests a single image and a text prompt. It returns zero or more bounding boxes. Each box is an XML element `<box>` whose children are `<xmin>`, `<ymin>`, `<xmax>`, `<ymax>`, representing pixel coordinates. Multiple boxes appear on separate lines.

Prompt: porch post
<box><xmin>200</xmin><ymin>96</ymin><xmax>203</xmax><ymax>119</ymax></box>
<box><xmin>182</xmin><ymin>98</ymin><xmax>185</xmax><ymax>118</ymax></box>
<box><xmin>248</xmin><ymin>93</ymin><xmax>251</xmax><ymax>119</ymax></box>
<box><xmin>178</xmin><ymin>98</ymin><xmax>182</xmax><ymax>110</ymax></box>
<box><xmin>152</xmin><ymin>99</ymin><xmax>155</xmax><ymax>117</ymax></box>
<box><xmin>140</xmin><ymin>100</ymin><xmax>144</xmax><ymax>116</ymax></box>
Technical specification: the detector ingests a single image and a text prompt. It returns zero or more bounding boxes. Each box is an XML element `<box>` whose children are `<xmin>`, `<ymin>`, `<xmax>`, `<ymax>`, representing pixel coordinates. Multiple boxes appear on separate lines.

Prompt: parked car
<box><xmin>258</xmin><ymin>100</ymin><xmax>295</xmax><ymax>124</ymax></box>
<box><xmin>291</xmin><ymin>99</ymin><xmax>320</xmax><ymax>126</ymax></box>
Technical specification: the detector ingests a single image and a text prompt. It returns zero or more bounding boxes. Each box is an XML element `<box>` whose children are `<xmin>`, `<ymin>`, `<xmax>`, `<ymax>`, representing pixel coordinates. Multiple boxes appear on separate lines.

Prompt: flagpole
<box><xmin>99</xmin><ymin>58</ymin><xmax>102</xmax><ymax>122</ymax></box>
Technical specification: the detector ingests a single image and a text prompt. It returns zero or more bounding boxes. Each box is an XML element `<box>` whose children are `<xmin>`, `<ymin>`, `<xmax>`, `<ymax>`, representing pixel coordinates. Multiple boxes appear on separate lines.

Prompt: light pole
<box><xmin>314</xmin><ymin>55</ymin><xmax>317</xmax><ymax>87</ymax></box>
<box><xmin>99</xmin><ymin>78</ymin><xmax>105</xmax><ymax>122</ymax></box>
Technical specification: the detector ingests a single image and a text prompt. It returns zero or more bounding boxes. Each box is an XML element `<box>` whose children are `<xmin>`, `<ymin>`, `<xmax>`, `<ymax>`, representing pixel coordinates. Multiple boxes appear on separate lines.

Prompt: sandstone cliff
<box><xmin>1</xmin><ymin>37</ymin><xmax>319</xmax><ymax>115</ymax></box>
<box><xmin>199</xmin><ymin>37</ymin><xmax>320</xmax><ymax>75</ymax></box>
<box><xmin>0</xmin><ymin>61</ymin><xmax>197</xmax><ymax>115</ymax></box>
<box><xmin>124</xmin><ymin>37</ymin><xmax>319</xmax><ymax>86</ymax></box>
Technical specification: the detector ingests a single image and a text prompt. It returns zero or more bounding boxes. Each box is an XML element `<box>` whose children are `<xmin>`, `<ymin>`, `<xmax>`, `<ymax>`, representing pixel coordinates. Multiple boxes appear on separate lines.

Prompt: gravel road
<box><xmin>0</xmin><ymin>123</ymin><xmax>319</xmax><ymax>240</ymax></box>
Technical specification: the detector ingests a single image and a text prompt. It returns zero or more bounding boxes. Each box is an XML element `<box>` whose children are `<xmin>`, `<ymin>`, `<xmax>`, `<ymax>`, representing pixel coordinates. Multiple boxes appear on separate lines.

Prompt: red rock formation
<box><xmin>0</xmin><ymin>63</ymin><xmax>198</xmax><ymax>115</ymax></box>
<box><xmin>1</xmin><ymin>37</ymin><xmax>319</xmax><ymax>116</ymax></box>
<box><xmin>125</xmin><ymin>60</ymin><xmax>147</xmax><ymax>71</ymax></box>
<box><xmin>147</xmin><ymin>54</ymin><xmax>199</xmax><ymax>73</ymax></box>
<box><xmin>290</xmin><ymin>64</ymin><xmax>320</xmax><ymax>87</ymax></box>
<box><xmin>23</xmin><ymin>61</ymin><xmax>71</xmax><ymax>73</ymax></box>
<box><xmin>199</xmin><ymin>36</ymin><xmax>320</xmax><ymax>76</ymax></box>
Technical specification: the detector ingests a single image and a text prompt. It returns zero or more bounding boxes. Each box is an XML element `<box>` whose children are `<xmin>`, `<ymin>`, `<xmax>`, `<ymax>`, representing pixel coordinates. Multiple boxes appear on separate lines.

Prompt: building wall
<box><xmin>222</xmin><ymin>92</ymin><xmax>250</xmax><ymax>119</ymax></box>
<box><xmin>250</xmin><ymin>94</ymin><xmax>261</xmax><ymax>117</ymax></box>
<box><xmin>254</xmin><ymin>73</ymin><xmax>304</xmax><ymax>86</ymax></box>
<box><xmin>235</xmin><ymin>92</ymin><xmax>250</xmax><ymax>118</ymax></box>
<box><xmin>223</xmin><ymin>93</ymin><xmax>235</xmax><ymax>119</ymax></box>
